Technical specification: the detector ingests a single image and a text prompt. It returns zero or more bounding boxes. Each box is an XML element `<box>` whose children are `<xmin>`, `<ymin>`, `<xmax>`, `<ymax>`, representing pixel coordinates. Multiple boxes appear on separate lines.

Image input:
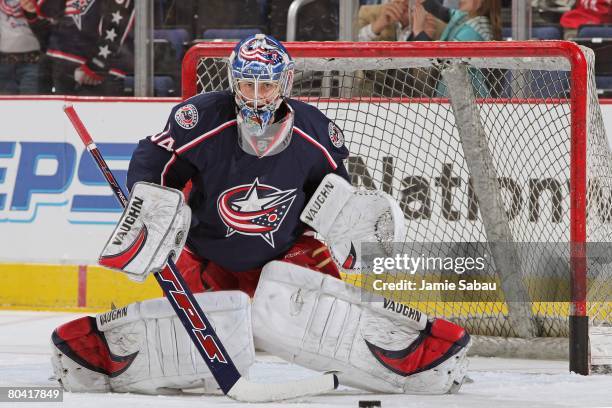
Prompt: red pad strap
<box><xmin>366</xmin><ymin>319</ymin><xmax>470</xmax><ymax>376</ymax></box>
<box><xmin>429</xmin><ymin>318</ymin><xmax>467</xmax><ymax>344</ymax></box>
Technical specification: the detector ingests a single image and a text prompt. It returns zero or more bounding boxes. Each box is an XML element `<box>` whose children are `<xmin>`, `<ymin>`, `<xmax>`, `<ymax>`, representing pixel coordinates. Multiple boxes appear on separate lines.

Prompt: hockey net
<box><xmin>182</xmin><ymin>41</ymin><xmax>611</xmax><ymax>369</ymax></box>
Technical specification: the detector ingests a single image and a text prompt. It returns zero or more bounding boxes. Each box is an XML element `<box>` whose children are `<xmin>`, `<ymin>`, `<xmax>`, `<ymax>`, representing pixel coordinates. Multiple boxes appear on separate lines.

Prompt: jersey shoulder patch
<box><xmin>166</xmin><ymin>91</ymin><xmax>235</xmax><ymax>151</ymax></box>
<box><xmin>327</xmin><ymin>121</ymin><xmax>344</xmax><ymax>148</ymax></box>
<box><xmin>174</xmin><ymin>91</ymin><xmax>233</xmax><ymax>128</ymax></box>
<box><xmin>174</xmin><ymin>104</ymin><xmax>199</xmax><ymax>129</ymax></box>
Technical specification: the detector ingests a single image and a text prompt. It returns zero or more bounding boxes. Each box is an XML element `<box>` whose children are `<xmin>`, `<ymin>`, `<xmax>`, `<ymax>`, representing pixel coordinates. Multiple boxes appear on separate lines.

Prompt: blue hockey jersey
<box><xmin>127</xmin><ymin>91</ymin><xmax>349</xmax><ymax>271</ymax></box>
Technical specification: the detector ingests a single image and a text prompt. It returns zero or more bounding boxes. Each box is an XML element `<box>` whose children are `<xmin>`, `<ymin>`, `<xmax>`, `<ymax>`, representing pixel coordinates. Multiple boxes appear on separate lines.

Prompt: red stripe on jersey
<box><xmin>175</xmin><ymin>120</ymin><xmax>237</xmax><ymax>154</ymax></box>
<box><xmin>161</xmin><ymin>154</ymin><xmax>177</xmax><ymax>187</ymax></box>
<box><xmin>46</xmin><ymin>49</ymin><xmax>87</xmax><ymax>64</ymax></box>
<box><xmin>109</xmin><ymin>69</ymin><xmax>127</xmax><ymax>78</ymax></box>
<box><xmin>161</xmin><ymin>119</ymin><xmax>236</xmax><ymax>186</ymax></box>
<box><xmin>293</xmin><ymin>127</ymin><xmax>338</xmax><ymax>170</ymax></box>
<box><xmin>121</xmin><ymin>11</ymin><xmax>136</xmax><ymax>45</ymax></box>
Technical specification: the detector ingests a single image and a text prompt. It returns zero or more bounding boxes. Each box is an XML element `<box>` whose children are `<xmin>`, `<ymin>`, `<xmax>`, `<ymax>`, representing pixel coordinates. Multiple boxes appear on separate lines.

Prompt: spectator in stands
<box><xmin>356</xmin><ymin>0</ymin><xmax>499</xmax><ymax>97</ymax></box>
<box><xmin>0</xmin><ymin>0</ymin><xmax>47</xmax><ymax>94</ymax></box>
<box><xmin>560</xmin><ymin>0</ymin><xmax>611</xmax><ymax>39</ymax></box>
<box><xmin>358</xmin><ymin>0</ymin><xmax>442</xmax><ymax>41</ymax></box>
<box><xmin>532</xmin><ymin>0</ymin><xmax>574</xmax><ymax>25</ymax></box>
<box><xmin>411</xmin><ymin>0</ymin><xmax>502</xmax><ymax>42</ymax></box>
<box><xmin>412</xmin><ymin>0</ymin><xmax>501</xmax><ymax>97</ymax></box>
<box><xmin>36</xmin><ymin>0</ymin><xmax>134</xmax><ymax>96</ymax></box>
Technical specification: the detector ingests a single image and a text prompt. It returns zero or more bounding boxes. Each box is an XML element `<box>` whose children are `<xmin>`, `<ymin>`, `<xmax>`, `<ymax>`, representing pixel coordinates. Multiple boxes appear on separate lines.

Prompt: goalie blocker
<box><xmin>99</xmin><ymin>182</ymin><xmax>191</xmax><ymax>282</ymax></box>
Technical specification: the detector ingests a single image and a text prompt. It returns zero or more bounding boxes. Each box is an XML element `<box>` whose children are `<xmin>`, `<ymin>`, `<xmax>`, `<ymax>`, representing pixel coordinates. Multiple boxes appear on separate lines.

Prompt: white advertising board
<box><xmin>0</xmin><ymin>98</ymin><xmax>611</xmax><ymax>264</ymax></box>
<box><xmin>0</xmin><ymin>98</ymin><xmax>174</xmax><ymax>264</ymax></box>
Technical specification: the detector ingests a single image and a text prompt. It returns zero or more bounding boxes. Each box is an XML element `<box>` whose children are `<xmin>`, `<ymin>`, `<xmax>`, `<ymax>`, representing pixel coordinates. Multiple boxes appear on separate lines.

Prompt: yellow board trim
<box><xmin>340</xmin><ymin>272</ymin><xmax>612</xmax><ymax>321</ymax></box>
<box><xmin>1</xmin><ymin>264</ymin><xmax>609</xmax><ymax>322</ymax></box>
<box><xmin>0</xmin><ymin>263</ymin><xmax>162</xmax><ymax>312</ymax></box>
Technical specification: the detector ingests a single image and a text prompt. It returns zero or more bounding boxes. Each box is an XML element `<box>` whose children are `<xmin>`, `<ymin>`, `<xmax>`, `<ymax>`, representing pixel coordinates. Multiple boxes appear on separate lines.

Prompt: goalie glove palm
<box><xmin>300</xmin><ymin>174</ymin><xmax>406</xmax><ymax>269</ymax></box>
<box><xmin>99</xmin><ymin>182</ymin><xmax>191</xmax><ymax>282</ymax></box>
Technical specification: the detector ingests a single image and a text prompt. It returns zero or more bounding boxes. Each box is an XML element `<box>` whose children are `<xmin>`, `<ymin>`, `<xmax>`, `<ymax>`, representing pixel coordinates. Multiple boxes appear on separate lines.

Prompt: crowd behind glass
<box><xmin>0</xmin><ymin>0</ymin><xmax>610</xmax><ymax>97</ymax></box>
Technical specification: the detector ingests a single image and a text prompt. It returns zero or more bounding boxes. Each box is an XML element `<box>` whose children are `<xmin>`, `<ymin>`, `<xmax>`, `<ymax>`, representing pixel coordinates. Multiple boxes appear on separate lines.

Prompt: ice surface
<box><xmin>1</xmin><ymin>311</ymin><xmax>610</xmax><ymax>408</ymax></box>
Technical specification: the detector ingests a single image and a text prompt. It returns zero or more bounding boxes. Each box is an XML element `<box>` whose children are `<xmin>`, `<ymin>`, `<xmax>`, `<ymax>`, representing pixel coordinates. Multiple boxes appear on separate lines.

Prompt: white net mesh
<box><xmin>186</xmin><ymin>43</ymin><xmax>611</xmax><ymax>356</ymax></box>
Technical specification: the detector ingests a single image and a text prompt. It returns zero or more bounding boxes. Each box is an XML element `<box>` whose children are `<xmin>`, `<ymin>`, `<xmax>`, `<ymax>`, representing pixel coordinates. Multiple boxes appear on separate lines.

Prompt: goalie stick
<box><xmin>63</xmin><ymin>104</ymin><xmax>338</xmax><ymax>402</ymax></box>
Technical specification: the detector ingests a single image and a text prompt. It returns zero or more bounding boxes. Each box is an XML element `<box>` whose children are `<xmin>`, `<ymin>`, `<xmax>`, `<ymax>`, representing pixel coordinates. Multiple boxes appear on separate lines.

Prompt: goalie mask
<box><xmin>228</xmin><ymin>34</ymin><xmax>295</xmax><ymax>158</ymax></box>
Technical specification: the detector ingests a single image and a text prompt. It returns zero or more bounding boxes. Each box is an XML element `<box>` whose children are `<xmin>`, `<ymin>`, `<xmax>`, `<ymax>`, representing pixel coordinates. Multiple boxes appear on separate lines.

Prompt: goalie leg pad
<box><xmin>252</xmin><ymin>261</ymin><xmax>471</xmax><ymax>394</ymax></box>
<box><xmin>51</xmin><ymin>291</ymin><xmax>254</xmax><ymax>394</ymax></box>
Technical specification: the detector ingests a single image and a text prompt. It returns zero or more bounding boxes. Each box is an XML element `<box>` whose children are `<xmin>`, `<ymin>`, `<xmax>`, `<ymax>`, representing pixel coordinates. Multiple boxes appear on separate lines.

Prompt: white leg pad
<box><xmin>252</xmin><ymin>261</ymin><xmax>470</xmax><ymax>394</ymax></box>
<box><xmin>51</xmin><ymin>291</ymin><xmax>254</xmax><ymax>395</ymax></box>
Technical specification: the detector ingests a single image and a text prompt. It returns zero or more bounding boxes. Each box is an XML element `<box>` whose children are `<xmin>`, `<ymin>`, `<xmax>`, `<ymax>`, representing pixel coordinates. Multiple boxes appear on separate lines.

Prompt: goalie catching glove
<box><xmin>300</xmin><ymin>173</ymin><xmax>406</xmax><ymax>269</ymax></box>
<box><xmin>99</xmin><ymin>182</ymin><xmax>191</xmax><ymax>282</ymax></box>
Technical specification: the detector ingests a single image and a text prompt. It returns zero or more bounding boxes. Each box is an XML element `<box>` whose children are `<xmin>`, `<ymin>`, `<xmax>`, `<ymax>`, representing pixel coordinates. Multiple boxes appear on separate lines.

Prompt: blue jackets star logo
<box><xmin>217</xmin><ymin>178</ymin><xmax>296</xmax><ymax>248</ymax></box>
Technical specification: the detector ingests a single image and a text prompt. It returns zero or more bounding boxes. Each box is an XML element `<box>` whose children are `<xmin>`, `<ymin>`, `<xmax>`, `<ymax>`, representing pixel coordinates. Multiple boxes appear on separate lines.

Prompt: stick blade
<box><xmin>226</xmin><ymin>373</ymin><xmax>338</xmax><ymax>403</ymax></box>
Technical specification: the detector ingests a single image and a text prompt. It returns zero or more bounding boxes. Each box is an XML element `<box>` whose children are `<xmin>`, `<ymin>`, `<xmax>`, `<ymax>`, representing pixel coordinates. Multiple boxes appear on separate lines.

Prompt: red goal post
<box><xmin>181</xmin><ymin>41</ymin><xmax>610</xmax><ymax>375</ymax></box>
